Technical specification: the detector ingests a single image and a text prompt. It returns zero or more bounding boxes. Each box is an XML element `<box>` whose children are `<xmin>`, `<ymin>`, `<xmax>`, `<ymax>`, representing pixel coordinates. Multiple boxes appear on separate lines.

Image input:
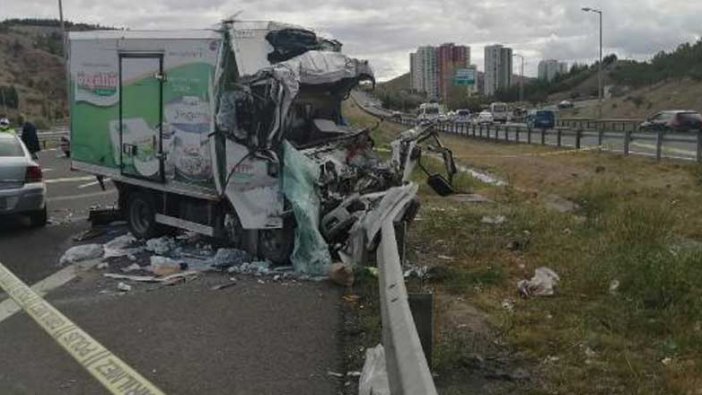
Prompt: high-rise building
<box><xmin>437</xmin><ymin>43</ymin><xmax>471</xmax><ymax>102</ymax></box>
<box><xmin>538</xmin><ymin>59</ymin><xmax>569</xmax><ymax>82</ymax></box>
<box><xmin>410</xmin><ymin>46</ymin><xmax>439</xmax><ymax>99</ymax></box>
<box><xmin>483</xmin><ymin>44</ymin><xmax>513</xmax><ymax>96</ymax></box>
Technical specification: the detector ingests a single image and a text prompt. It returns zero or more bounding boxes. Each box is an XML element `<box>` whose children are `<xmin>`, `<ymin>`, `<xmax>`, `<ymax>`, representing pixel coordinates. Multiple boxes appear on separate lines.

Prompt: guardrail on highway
<box><xmin>556</xmin><ymin>118</ymin><xmax>642</xmax><ymax>132</ymax></box>
<box><xmin>392</xmin><ymin>118</ymin><xmax>702</xmax><ymax>162</ymax></box>
<box><xmin>376</xmin><ymin>219</ymin><xmax>438</xmax><ymax>395</ymax></box>
<box><xmin>38</xmin><ymin>131</ymin><xmax>68</xmax><ymax>149</ymax></box>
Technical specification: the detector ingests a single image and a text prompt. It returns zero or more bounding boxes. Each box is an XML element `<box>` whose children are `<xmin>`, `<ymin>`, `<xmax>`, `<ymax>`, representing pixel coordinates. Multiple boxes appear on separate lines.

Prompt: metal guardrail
<box><xmin>377</xmin><ymin>220</ymin><xmax>438</xmax><ymax>395</ymax></box>
<box><xmin>556</xmin><ymin>118</ymin><xmax>642</xmax><ymax>132</ymax></box>
<box><xmin>38</xmin><ymin>131</ymin><xmax>68</xmax><ymax>149</ymax></box>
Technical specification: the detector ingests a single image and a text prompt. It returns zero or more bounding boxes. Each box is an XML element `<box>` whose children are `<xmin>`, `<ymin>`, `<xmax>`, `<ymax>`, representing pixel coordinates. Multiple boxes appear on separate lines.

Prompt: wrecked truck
<box><xmin>68</xmin><ymin>20</ymin><xmax>455</xmax><ymax>273</ymax></box>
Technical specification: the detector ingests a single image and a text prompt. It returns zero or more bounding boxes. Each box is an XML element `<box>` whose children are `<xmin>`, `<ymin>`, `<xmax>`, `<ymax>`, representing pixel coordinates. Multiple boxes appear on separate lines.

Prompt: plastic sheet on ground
<box><xmin>518</xmin><ymin>267</ymin><xmax>560</xmax><ymax>297</ymax></box>
<box><xmin>358</xmin><ymin>344</ymin><xmax>390</xmax><ymax>395</ymax></box>
<box><xmin>282</xmin><ymin>141</ymin><xmax>332</xmax><ymax>275</ymax></box>
<box><xmin>59</xmin><ymin>244</ymin><xmax>104</xmax><ymax>265</ymax></box>
<box><xmin>103</xmin><ymin>233</ymin><xmax>143</xmax><ymax>258</ymax></box>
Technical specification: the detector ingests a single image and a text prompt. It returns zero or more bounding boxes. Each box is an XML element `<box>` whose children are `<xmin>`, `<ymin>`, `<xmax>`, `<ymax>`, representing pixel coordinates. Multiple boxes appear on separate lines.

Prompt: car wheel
<box><xmin>29</xmin><ymin>206</ymin><xmax>47</xmax><ymax>227</ymax></box>
<box><xmin>126</xmin><ymin>191</ymin><xmax>161</xmax><ymax>239</ymax></box>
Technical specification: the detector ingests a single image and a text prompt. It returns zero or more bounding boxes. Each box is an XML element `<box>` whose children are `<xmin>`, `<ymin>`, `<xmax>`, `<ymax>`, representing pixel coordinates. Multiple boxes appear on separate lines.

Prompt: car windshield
<box><xmin>0</xmin><ymin>137</ymin><xmax>24</xmax><ymax>157</ymax></box>
<box><xmin>424</xmin><ymin>107</ymin><xmax>439</xmax><ymax>114</ymax></box>
<box><xmin>457</xmin><ymin>110</ymin><xmax>470</xmax><ymax>116</ymax></box>
<box><xmin>492</xmin><ymin>105</ymin><xmax>507</xmax><ymax>112</ymax></box>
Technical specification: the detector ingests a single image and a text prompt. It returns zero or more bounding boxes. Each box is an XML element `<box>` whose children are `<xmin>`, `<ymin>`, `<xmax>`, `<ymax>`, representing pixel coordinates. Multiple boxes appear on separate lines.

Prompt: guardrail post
<box><xmin>697</xmin><ymin>130</ymin><xmax>702</xmax><ymax>163</ymax></box>
<box><xmin>527</xmin><ymin>127</ymin><xmax>532</xmax><ymax>144</ymax></box>
<box><xmin>504</xmin><ymin>126</ymin><xmax>509</xmax><ymax>142</ymax></box>
<box><xmin>597</xmin><ymin>123</ymin><xmax>604</xmax><ymax>146</ymax></box>
<box><xmin>656</xmin><ymin>129</ymin><xmax>664</xmax><ymax>161</ymax></box>
<box><xmin>623</xmin><ymin>129</ymin><xmax>631</xmax><ymax>155</ymax></box>
<box><xmin>515</xmin><ymin>127</ymin><xmax>520</xmax><ymax>144</ymax></box>
<box><xmin>575</xmin><ymin>129</ymin><xmax>582</xmax><ymax>149</ymax></box>
<box><xmin>556</xmin><ymin>128</ymin><xmax>562</xmax><ymax>147</ymax></box>
<box><xmin>541</xmin><ymin>128</ymin><xmax>546</xmax><ymax>145</ymax></box>
<box><xmin>408</xmin><ymin>293</ymin><xmax>434</xmax><ymax>369</ymax></box>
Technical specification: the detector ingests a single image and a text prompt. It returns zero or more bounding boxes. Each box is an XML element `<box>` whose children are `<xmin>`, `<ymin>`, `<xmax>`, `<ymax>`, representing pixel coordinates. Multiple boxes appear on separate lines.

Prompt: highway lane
<box><xmin>0</xmin><ymin>148</ymin><xmax>117</xmax><ymax>283</ymax></box>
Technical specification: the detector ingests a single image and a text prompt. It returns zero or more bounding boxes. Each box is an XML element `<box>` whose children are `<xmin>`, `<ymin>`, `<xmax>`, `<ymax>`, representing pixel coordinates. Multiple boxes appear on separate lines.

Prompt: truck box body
<box><xmin>69</xmin><ymin>30</ymin><xmax>221</xmax><ymax>197</ymax></box>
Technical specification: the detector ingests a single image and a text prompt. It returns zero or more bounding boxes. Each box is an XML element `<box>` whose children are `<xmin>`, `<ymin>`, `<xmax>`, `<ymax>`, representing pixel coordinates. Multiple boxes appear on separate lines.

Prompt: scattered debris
<box><xmin>103</xmin><ymin>233</ymin><xmax>142</xmax><ymax>258</ymax></box>
<box><xmin>145</xmin><ymin>236</ymin><xmax>178</xmax><ymax>256</ymax></box>
<box><xmin>59</xmin><ymin>244</ymin><xmax>104</xmax><ymax>265</ymax></box>
<box><xmin>437</xmin><ymin>255</ymin><xmax>454</xmax><ymax>261</ymax></box>
<box><xmin>661</xmin><ymin>357</ymin><xmax>673</xmax><ymax>366</ymax></box>
<box><xmin>73</xmin><ymin>228</ymin><xmax>106</xmax><ymax>242</ymax></box>
<box><xmin>609</xmin><ymin>279</ymin><xmax>620</xmax><ymax>294</ymax></box>
<box><xmin>211</xmin><ymin>248</ymin><xmax>249</xmax><ymax>269</ymax></box>
<box><xmin>150</xmin><ymin>256</ymin><xmax>184</xmax><ymax>276</ymax></box>
<box><xmin>121</xmin><ymin>263</ymin><xmax>142</xmax><ymax>273</ymax></box>
<box><xmin>481</xmin><ymin>215</ymin><xmax>506</xmax><ymax>225</ymax></box>
<box><xmin>104</xmin><ymin>271</ymin><xmax>198</xmax><ymax>284</ymax></box>
<box><xmin>96</xmin><ymin>262</ymin><xmax>109</xmax><ymax>270</ymax></box>
<box><xmin>328</xmin><ymin>263</ymin><xmax>354</xmax><ymax>287</ymax></box>
<box><xmin>403</xmin><ymin>265</ymin><xmax>428</xmax><ymax>279</ymax></box>
<box><xmin>88</xmin><ymin>207</ymin><xmax>123</xmax><ymax>226</ymax></box>
<box><xmin>117</xmin><ymin>282</ymin><xmax>132</xmax><ymax>292</ymax></box>
<box><xmin>211</xmin><ymin>279</ymin><xmax>237</xmax><ymax>291</ymax></box>
<box><xmin>501</xmin><ymin>299</ymin><xmax>515</xmax><ymax>312</ymax></box>
<box><xmin>541</xmin><ymin>194</ymin><xmax>580</xmax><ymax>214</ymax></box>
<box><xmin>449</xmin><ymin>193</ymin><xmax>493</xmax><ymax>204</ymax></box>
<box><xmin>358</xmin><ymin>344</ymin><xmax>390</xmax><ymax>395</ymax></box>
<box><xmin>517</xmin><ymin>267</ymin><xmax>560</xmax><ymax>297</ymax></box>
<box><xmin>327</xmin><ymin>371</ymin><xmax>345</xmax><ymax>378</ymax></box>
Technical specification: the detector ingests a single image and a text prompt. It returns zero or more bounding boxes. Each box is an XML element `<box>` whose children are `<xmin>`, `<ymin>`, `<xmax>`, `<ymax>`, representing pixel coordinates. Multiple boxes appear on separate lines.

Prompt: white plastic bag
<box><xmin>359</xmin><ymin>344</ymin><xmax>390</xmax><ymax>395</ymax></box>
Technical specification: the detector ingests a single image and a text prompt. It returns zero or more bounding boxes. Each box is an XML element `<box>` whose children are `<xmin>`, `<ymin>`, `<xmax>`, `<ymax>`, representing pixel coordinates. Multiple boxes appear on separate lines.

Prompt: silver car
<box><xmin>0</xmin><ymin>133</ymin><xmax>47</xmax><ymax>226</ymax></box>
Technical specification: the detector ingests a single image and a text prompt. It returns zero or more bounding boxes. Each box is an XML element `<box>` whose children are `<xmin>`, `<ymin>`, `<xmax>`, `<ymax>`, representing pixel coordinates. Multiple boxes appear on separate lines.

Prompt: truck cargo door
<box><xmin>119</xmin><ymin>54</ymin><xmax>164</xmax><ymax>182</ymax></box>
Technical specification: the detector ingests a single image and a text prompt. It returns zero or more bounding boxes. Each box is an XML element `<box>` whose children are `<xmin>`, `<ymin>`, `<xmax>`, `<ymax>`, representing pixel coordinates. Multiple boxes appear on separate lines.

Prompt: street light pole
<box><xmin>58</xmin><ymin>0</ymin><xmax>69</xmax><ymax>122</ymax></box>
<box><xmin>582</xmin><ymin>7</ymin><xmax>603</xmax><ymax>119</ymax></box>
<box><xmin>513</xmin><ymin>53</ymin><xmax>525</xmax><ymax>103</ymax></box>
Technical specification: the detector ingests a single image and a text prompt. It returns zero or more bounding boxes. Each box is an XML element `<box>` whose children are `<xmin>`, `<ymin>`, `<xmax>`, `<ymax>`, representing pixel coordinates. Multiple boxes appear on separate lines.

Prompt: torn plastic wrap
<box><xmin>282</xmin><ymin>141</ymin><xmax>332</xmax><ymax>274</ymax></box>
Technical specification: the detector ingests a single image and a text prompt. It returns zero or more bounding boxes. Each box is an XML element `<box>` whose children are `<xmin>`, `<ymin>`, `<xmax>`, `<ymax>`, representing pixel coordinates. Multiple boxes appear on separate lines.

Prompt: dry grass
<box><xmin>344</xmin><ymin>98</ymin><xmax>702</xmax><ymax>394</ymax></box>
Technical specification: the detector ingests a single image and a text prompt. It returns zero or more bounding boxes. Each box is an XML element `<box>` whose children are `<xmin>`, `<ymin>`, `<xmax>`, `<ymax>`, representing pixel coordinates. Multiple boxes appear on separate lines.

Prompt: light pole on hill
<box><xmin>513</xmin><ymin>53</ymin><xmax>525</xmax><ymax>103</ymax></box>
<box><xmin>582</xmin><ymin>6</ymin><xmax>603</xmax><ymax>119</ymax></box>
<box><xmin>58</xmin><ymin>0</ymin><xmax>69</xmax><ymax>122</ymax></box>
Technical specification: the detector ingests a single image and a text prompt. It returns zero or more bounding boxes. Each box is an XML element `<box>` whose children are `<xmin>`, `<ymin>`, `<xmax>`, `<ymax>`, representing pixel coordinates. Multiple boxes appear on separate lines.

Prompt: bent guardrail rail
<box><xmin>377</xmin><ymin>220</ymin><xmax>438</xmax><ymax>395</ymax></box>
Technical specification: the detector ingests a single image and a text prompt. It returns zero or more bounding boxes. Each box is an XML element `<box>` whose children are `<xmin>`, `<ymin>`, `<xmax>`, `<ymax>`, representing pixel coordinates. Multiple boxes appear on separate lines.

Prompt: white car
<box><xmin>474</xmin><ymin>111</ymin><xmax>494</xmax><ymax>125</ymax></box>
<box><xmin>454</xmin><ymin>109</ymin><xmax>471</xmax><ymax>124</ymax></box>
<box><xmin>0</xmin><ymin>133</ymin><xmax>47</xmax><ymax>226</ymax></box>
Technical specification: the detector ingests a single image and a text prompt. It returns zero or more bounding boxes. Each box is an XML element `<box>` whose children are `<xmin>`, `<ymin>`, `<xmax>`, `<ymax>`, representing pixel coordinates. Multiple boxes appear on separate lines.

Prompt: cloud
<box><xmin>3</xmin><ymin>0</ymin><xmax>700</xmax><ymax>80</ymax></box>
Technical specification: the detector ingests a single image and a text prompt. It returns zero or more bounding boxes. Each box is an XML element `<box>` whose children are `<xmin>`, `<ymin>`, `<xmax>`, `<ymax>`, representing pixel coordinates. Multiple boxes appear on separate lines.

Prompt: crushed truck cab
<box><xmin>68</xmin><ymin>20</ymin><xmax>454</xmax><ymax>273</ymax></box>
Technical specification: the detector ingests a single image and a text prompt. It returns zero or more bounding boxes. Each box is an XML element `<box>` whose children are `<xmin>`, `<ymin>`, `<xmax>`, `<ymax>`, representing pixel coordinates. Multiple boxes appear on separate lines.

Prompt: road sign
<box><xmin>454</xmin><ymin>68</ymin><xmax>476</xmax><ymax>86</ymax></box>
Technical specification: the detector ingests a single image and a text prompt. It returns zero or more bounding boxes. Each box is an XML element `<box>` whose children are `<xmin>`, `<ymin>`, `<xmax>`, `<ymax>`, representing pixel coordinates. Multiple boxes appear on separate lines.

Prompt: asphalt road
<box><xmin>0</xmin><ymin>149</ymin><xmax>348</xmax><ymax>394</ymax></box>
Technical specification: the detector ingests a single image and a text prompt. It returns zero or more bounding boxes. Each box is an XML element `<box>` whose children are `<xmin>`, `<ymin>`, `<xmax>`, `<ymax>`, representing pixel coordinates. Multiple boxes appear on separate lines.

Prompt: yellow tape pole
<box><xmin>0</xmin><ymin>262</ymin><xmax>166</xmax><ymax>395</ymax></box>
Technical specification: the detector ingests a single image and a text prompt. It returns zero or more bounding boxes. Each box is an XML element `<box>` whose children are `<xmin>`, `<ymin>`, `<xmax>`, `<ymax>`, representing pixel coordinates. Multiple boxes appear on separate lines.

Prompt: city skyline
<box><xmin>3</xmin><ymin>1</ymin><xmax>700</xmax><ymax>81</ymax></box>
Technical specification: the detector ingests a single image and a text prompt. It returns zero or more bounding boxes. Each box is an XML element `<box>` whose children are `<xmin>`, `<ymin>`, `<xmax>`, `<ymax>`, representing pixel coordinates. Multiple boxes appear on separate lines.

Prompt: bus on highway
<box><xmin>417</xmin><ymin>103</ymin><xmax>442</xmax><ymax>123</ymax></box>
<box><xmin>490</xmin><ymin>102</ymin><xmax>509</xmax><ymax>123</ymax></box>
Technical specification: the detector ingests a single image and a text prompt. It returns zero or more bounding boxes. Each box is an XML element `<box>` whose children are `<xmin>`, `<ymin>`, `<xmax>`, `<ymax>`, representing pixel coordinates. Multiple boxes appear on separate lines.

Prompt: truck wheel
<box><xmin>259</xmin><ymin>220</ymin><xmax>295</xmax><ymax>265</ymax></box>
<box><xmin>29</xmin><ymin>206</ymin><xmax>48</xmax><ymax>227</ymax></box>
<box><xmin>126</xmin><ymin>191</ymin><xmax>160</xmax><ymax>239</ymax></box>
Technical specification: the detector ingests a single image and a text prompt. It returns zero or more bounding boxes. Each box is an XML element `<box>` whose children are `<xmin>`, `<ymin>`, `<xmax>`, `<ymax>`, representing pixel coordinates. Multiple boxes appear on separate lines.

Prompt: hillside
<box><xmin>559</xmin><ymin>78</ymin><xmax>702</xmax><ymax>119</ymax></box>
<box><xmin>0</xmin><ymin>19</ymin><xmax>108</xmax><ymax>127</ymax></box>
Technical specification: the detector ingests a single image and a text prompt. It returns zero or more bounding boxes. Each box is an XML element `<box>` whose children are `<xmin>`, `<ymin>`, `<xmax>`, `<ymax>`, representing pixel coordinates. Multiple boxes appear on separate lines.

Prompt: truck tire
<box><xmin>126</xmin><ymin>191</ymin><xmax>161</xmax><ymax>239</ymax></box>
<box><xmin>259</xmin><ymin>218</ymin><xmax>295</xmax><ymax>265</ymax></box>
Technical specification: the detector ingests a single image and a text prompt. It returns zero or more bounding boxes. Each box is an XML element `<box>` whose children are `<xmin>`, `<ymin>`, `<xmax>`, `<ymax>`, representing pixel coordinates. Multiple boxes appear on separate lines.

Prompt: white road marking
<box><xmin>0</xmin><ymin>259</ymin><xmax>100</xmax><ymax>324</ymax></box>
<box><xmin>47</xmin><ymin>189</ymin><xmax>117</xmax><ymax>203</ymax></box>
<box><xmin>78</xmin><ymin>177</ymin><xmax>111</xmax><ymax>189</ymax></box>
<box><xmin>42</xmin><ymin>168</ymin><xmax>54</xmax><ymax>172</ymax></box>
<box><xmin>45</xmin><ymin>176</ymin><xmax>95</xmax><ymax>184</ymax></box>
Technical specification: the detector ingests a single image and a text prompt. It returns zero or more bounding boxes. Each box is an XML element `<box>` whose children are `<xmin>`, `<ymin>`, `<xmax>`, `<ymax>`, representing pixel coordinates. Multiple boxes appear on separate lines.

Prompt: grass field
<box><xmin>344</xmin><ymin>98</ymin><xmax>702</xmax><ymax>394</ymax></box>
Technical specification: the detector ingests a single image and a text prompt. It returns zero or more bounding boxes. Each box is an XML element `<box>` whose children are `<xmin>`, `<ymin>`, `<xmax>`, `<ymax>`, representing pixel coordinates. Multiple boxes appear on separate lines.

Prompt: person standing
<box><xmin>18</xmin><ymin>115</ymin><xmax>40</xmax><ymax>159</ymax></box>
<box><xmin>0</xmin><ymin>117</ymin><xmax>16</xmax><ymax>134</ymax></box>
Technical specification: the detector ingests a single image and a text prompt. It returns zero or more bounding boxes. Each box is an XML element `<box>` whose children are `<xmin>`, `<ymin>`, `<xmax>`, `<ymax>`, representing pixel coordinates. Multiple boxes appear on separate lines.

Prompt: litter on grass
<box><xmin>517</xmin><ymin>267</ymin><xmax>560</xmax><ymax>297</ymax></box>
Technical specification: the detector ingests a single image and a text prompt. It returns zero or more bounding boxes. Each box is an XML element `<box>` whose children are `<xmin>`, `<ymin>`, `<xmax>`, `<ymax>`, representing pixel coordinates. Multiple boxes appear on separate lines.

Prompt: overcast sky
<box><xmin>3</xmin><ymin>0</ymin><xmax>701</xmax><ymax>80</ymax></box>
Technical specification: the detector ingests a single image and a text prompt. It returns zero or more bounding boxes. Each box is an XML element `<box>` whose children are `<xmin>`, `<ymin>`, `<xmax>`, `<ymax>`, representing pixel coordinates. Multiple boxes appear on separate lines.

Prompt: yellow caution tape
<box><xmin>0</xmin><ymin>262</ymin><xmax>166</xmax><ymax>395</ymax></box>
